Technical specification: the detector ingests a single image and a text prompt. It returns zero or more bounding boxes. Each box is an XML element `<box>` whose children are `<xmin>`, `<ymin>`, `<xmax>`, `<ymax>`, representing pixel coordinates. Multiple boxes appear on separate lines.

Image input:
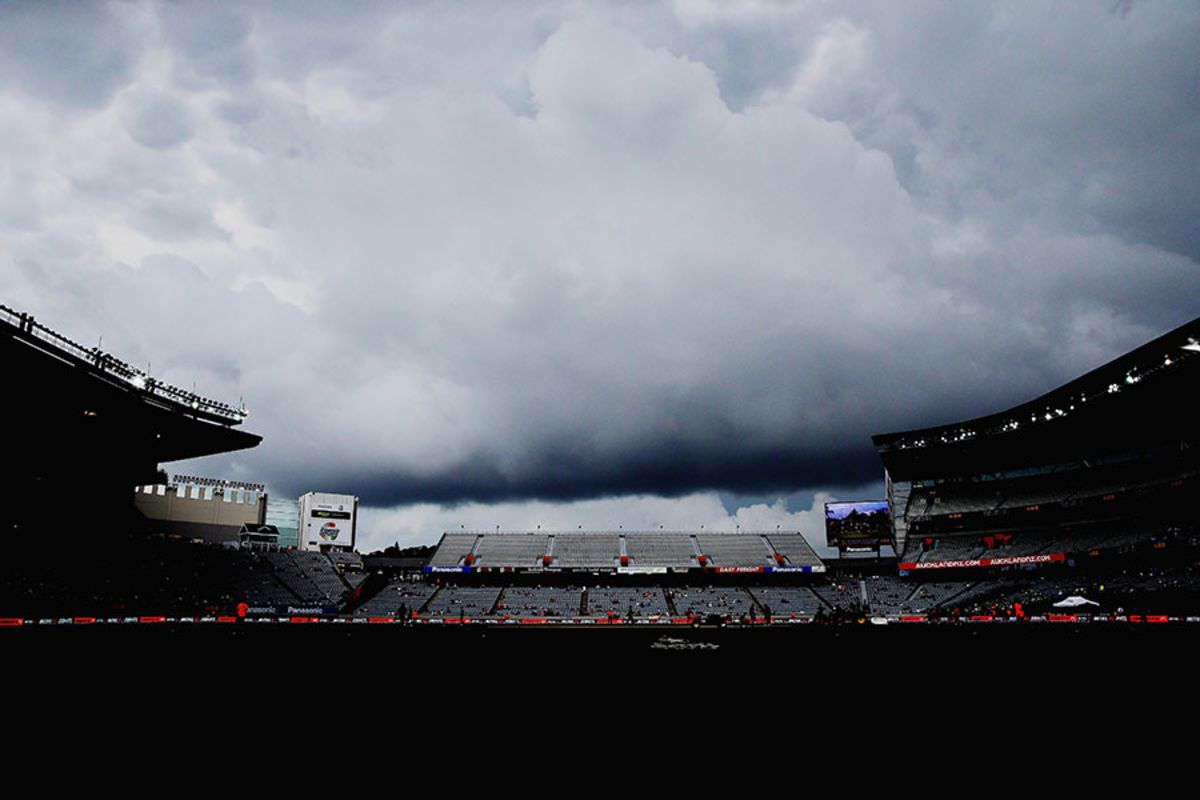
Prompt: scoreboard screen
<box><xmin>825</xmin><ymin>501</ymin><xmax>892</xmax><ymax>550</ymax></box>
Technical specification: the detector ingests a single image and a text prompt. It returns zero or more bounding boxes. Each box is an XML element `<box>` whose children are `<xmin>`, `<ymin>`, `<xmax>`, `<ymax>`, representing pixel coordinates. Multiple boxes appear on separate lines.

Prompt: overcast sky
<box><xmin>3</xmin><ymin>2</ymin><xmax>1198</xmax><ymax>553</ymax></box>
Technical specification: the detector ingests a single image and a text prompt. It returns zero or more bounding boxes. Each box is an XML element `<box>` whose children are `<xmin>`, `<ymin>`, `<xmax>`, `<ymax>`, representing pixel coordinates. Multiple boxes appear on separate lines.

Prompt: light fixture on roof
<box><xmin>1183</xmin><ymin>338</ymin><xmax>1200</xmax><ymax>353</ymax></box>
<box><xmin>130</xmin><ymin>375</ymin><xmax>146</xmax><ymax>389</ymax></box>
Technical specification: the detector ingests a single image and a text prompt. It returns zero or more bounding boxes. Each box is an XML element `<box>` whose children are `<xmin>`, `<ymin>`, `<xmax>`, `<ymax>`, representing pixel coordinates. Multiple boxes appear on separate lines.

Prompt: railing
<box><xmin>1</xmin><ymin>302</ymin><xmax>248</xmax><ymax>425</ymax></box>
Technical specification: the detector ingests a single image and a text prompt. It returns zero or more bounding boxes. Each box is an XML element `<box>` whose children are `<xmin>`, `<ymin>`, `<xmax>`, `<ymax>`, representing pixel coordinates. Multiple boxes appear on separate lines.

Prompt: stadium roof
<box><xmin>873</xmin><ymin>315</ymin><xmax>1200</xmax><ymax>481</ymax></box>
<box><xmin>1</xmin><ymin>302</ymin><xmax>261</xmax><ymax>483</ymax></box>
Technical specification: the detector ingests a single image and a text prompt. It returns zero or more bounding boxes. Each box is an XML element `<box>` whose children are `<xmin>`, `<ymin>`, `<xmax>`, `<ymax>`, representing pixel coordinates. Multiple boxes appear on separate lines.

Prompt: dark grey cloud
<box><xmin>122</xmin><ymin>93</ymin><xmax>195</xmax><ymax>149</ymax></box>
<box><xmin>0</xmin><ymin>2</ymin><xmax>141</xmax><ymax>108</ymax></box>
<box><xmin>155</xmin><ymin>3</ymin><xmax>255</xmax><ymax>88</ymax></box>
<box><xmin>2</xmin><ymin>2</ymin><xmax>1198</xmax><ymax>541</ymax></box>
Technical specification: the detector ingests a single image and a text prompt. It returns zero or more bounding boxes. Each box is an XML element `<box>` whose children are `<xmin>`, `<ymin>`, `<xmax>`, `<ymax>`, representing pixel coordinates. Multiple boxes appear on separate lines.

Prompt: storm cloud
<box><xmin>2</xmin><ymin>2</ymin><xmax>1197</xmax><ymax>549</ymax></box>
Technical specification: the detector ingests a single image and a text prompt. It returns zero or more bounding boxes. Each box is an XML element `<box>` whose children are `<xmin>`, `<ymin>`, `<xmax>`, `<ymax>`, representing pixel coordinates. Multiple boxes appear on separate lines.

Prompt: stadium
<box><xmin>2</xmin><ymin>300</ymin><xmax>1198</xmax><ymax>641</ymax></box>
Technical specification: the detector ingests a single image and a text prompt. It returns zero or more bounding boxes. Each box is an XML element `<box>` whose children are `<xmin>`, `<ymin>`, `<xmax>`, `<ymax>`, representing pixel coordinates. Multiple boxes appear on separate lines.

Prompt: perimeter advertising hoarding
<box><xmin>899</xmin><ymin>552</ymin><xmax>1066</xmax><ymax>570</ymax></box>
<box><xmin>825</xmin><ymin>500</ymin><xmax>892</xmax><ymax>550</ymax></box>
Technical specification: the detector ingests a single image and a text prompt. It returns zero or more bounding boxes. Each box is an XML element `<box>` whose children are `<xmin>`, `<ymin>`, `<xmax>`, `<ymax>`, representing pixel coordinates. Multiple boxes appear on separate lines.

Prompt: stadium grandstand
<box><xmin>425</xmin><ymin>531</ymin><xmax>825</xmax><ymax>573</ymax></box>
<box><xmin>867</xmin><ymin>314</ymin><xmax>1200</xmax><ymax>613</ymax></box>
<box><xmin>0</xmin><ymin>303</ymin><xmax>260</xmax><ymax>528</ymax></box>
<box><xmin>0</xmin><ymin>301</ymin><xmax>264</xmax><ymax>617</ymax></box>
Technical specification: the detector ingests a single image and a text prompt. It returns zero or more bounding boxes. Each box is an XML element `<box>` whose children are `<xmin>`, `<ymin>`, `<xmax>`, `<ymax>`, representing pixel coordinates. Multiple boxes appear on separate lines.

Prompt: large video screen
<box><xmin>825</xmin><ymin>501</ymin><xmax>892</xmax><ymax>550</ymax></box>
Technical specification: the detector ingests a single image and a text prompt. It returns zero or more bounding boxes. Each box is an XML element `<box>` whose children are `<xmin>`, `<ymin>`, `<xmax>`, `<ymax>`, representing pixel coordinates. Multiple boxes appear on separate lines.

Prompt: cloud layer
<box><xmin>3</xmin><ymin>3</ymin><xmax>1198</xmax><ymax>547</ymax></box>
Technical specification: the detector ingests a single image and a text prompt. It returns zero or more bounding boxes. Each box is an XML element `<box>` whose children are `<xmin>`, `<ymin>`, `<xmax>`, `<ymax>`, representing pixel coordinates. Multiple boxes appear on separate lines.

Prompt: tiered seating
<box><xmin>551</xmin><ymin>534</ymin><xmax>619</xmax><ymax>568</ymax></box>
<box><xmin>1064</xmin><ymin>528</ymin><xmax>1154</xmax><ymax>553</ymax></box>
<box><xmin>929</xmin><ymin>486</ymin><xmax>1001</xmax><ymax>516</ymax></box>
<box><xmin>906</xmin><ymin>492</ymin><xmax>933</xmax><ymax>520</ymax></box>
<box><xmin>695</xmin><ymin>534</ymin><xmax>771</xmax><ymax>566</ymax></box>
<box><xmin>623</xmin><ymin>534</ymin><xmax>695</xmax><ymax>567</ymax></box>
<box><xmin>263</xmin><ymin>552</ymin><xmax>328</xmax><ymax>604</ymax></box>
<box><xmin>473</xmin><ymin>534</ymin><xmax>549</xmax><ymax>568</ymax></box>
<box><xmin>900</xmin><ymin>539</ymin><xmax>925</xmax><ymax>564</ymax></box>
<box><xmin>956</xmin><ymin>576</ymin><xmax>1091</xmax><ymax>613</ymax></box>
<box><xmin>293</xmin><ymin>551</ymin><xmax>349</xmax><ymax>602</ymax></box>
<box><xmin>978</xmin><ymin>536</ymin><xmax>1048</xmax><ymax>559</ymax></box>
<box><xmin>748</xmin><ymin>586</ymin><xmax>823</xmax><ymax>617</ymax></box>
<box><xmin>866</xmin><ymin>576</ymin><xmax>913</xmax><ymax>615</ymax></box>
<box><xmin>429</xmin><ymin>533</ymin><xmax>478</xmax><ymax>566</ymax></box>
<box><xmin>811</xmin><ymin>581</ymin><xmax>864</xmax><ymax>611</ymax></box>
<box><xmin>918</xmin><ymin>537</ymin><xmax>985</xmax><ymax>562</ymax></box>
<box><xmin>764</xmin><ymin>533</ymin><xmax>824</xmax><ymax>568</ymax></box>
<box><xmin>586</xmin><ymin>587</ymin><xmax>670</xmax><ymax>617</ymax></box>
<box><xmin>995</xmin><ymin>484</ymin><xmax>1073</xmax><ymax>510</ymax></box>
<box><xmin>904</xmin><ymin>581</ymin><xmax>975</xmax><ymax>612</ymax></box>
<box><xmin>420</xmin><ymin>585</ymin><xmax>501</xmax><ymax>617</ymax></box>
<box><xmin>669</xmin><ymin>586</ymin><xmax>755</xmax><ymax>616</ymax></box>
<box><xmin>353</xmin><ymin>579</ymin><xmax>437</xmax><ymax>617</ymax></box>
<box><xmin>495</xmin><ymin>586</ymin><xmax>583</xmax><ymax>617</ymax></box>
<box><xmin>329</xmin><ymin>551</ymin><xmax>363</xmax><ymax>571</ymax></box>
<box><xmin>221</xmin><ymin>556</ymin><xmax>295</xmax><ymax>606</ymax></box>
<box><xmin>915</xmin><ymin>526</ymin><xmax>1169</xmax><ymax>566</ymax></box>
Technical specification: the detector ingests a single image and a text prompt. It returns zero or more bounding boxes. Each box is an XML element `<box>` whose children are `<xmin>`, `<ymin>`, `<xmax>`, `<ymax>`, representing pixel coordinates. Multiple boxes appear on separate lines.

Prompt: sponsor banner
<box><xmin>242</xmin><ymin>605</ymin><xmax>277</xmax><ymax>616</ymax></box>
<box><xmin>617</xmin><ymin>566</ymin><xmax>668</xmax><ymax>575</ymax></box>
<box><xmin>0</xmin><ymin>618</ymin><xmax>24</xmax><ymax>627</ymax></box>
<box><xmin>715</xmin><ymin>566</ymin><xmax>765</xmax><ymax>574</ymax></box>
<box><xmin>898</xmin><ymin>553</ymin><xmax>1067</xmax><ymax>570</ymax></box>
<box><xmin>286</xmin><ymin>605</ymin><xmax>337</xmax><ymax>616</ymax></box>
<box><xmin>764</xmin><ymin>565</ymin><xmax>814</xmax><ymax>573</ymax></box>
<box><xmin>424</xmin><ymin>565</ymin><xmax>473</xmax><ymax>573</ymax></box>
